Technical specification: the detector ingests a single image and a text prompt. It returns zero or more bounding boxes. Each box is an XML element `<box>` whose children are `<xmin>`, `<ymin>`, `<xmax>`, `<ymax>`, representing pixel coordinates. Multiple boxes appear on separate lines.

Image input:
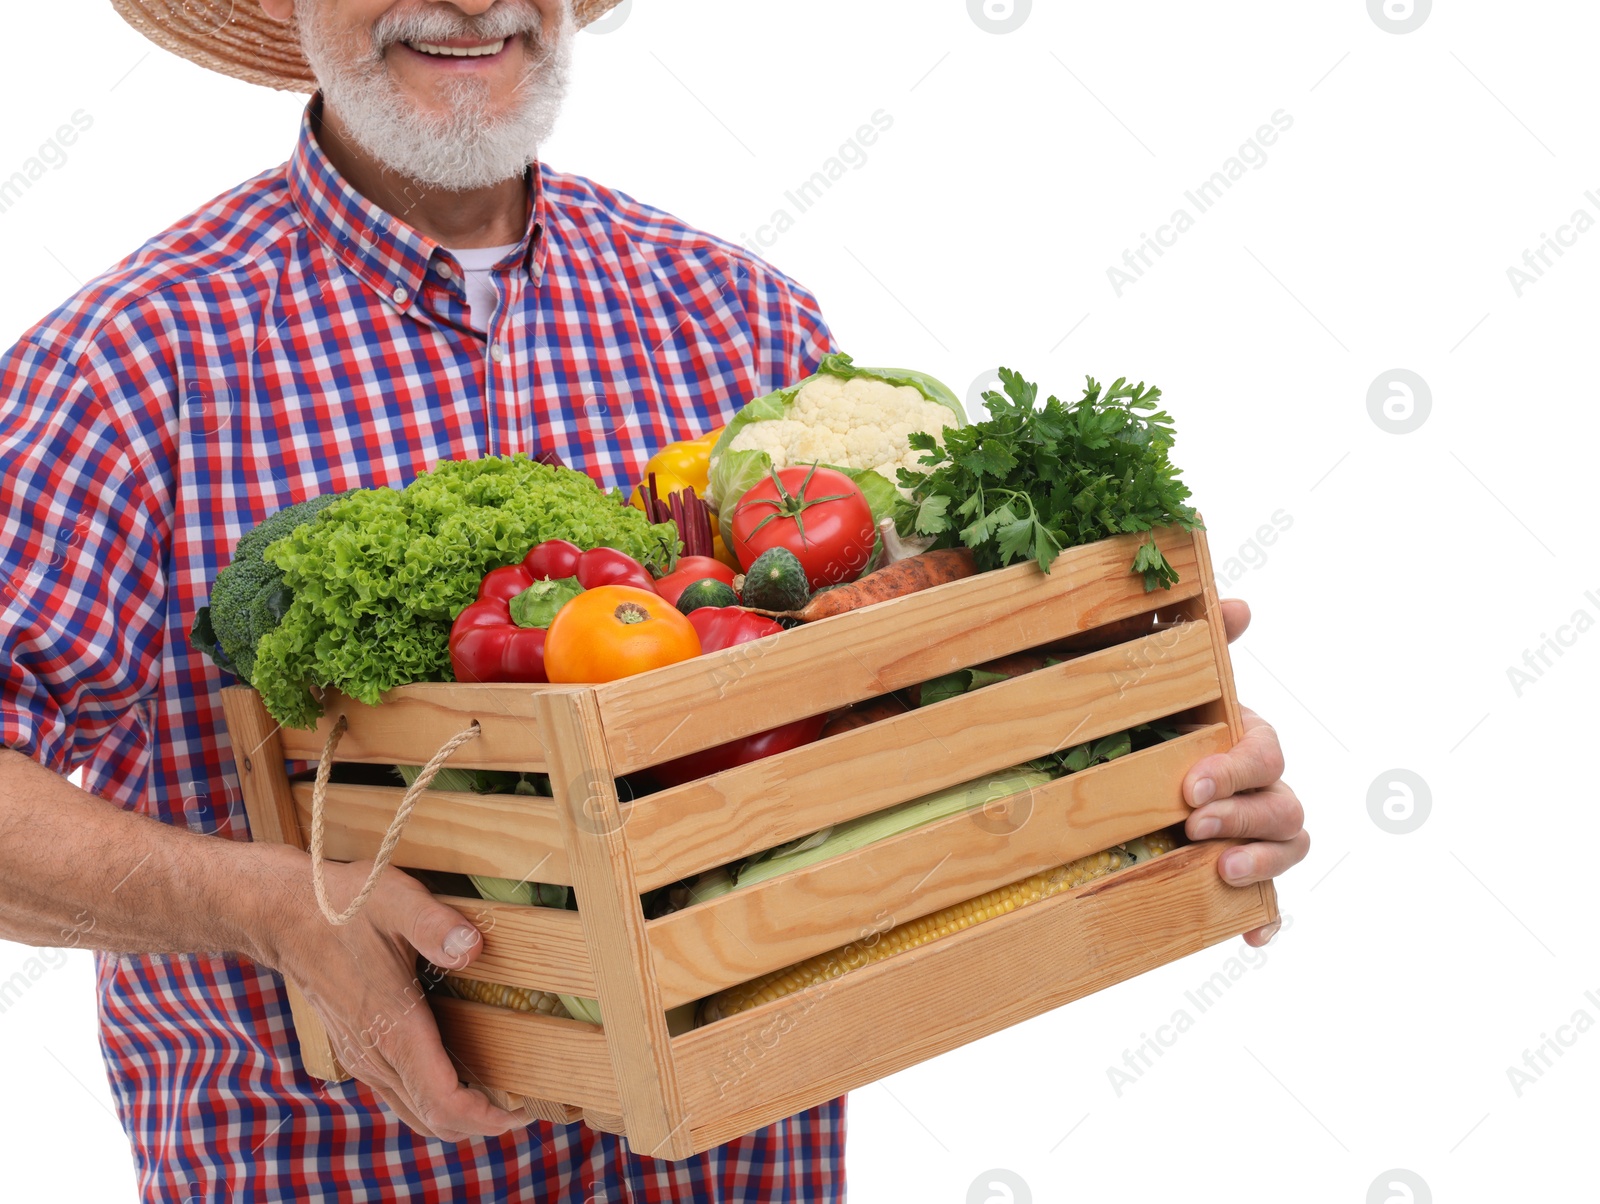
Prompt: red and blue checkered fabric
<box><xmin>0</xmin><ymin>96</ymin><xmax>844</xmax><ymax>1202</ymax></box>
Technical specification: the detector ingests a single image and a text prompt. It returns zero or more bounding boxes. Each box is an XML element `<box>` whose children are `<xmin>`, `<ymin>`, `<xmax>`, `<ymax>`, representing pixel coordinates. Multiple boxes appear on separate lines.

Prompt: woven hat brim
<box><xmin>110</xmin><ymin>0</ymin><xmax>625</xmax><ymax>93</ymax></box>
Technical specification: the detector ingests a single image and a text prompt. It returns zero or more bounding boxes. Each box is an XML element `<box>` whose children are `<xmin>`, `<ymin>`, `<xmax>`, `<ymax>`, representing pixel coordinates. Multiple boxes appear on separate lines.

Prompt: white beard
<box><xmin>297</xmin><ymin>1</ymin><xmax>574</xmax><ymax>192</ymax></box>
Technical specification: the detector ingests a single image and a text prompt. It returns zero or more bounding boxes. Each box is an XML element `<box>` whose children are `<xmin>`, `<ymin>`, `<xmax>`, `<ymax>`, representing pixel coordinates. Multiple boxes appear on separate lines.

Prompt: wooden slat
<box><xmin>671</xmin><ymin>840</ymin><xmax>1274</xmax><ymax>1153</ymax></box>
<box><xmin>627</xmin><ymin>619</ymin><xmax>1223</xmax><ymax>890</ymax></box>
<box><xmin>647</xmin><ymin>724</ymin><xmax>1232</xmax><ymax>1006</ymax></box>
<box><xmin>594</xmin><ymin>526</ymin><xmax>1200</xmax><ymax>773</ymax></box>
<box><xmin>289</xmin><ymin>781</ymin><xmax>569</xmax><ymax>884</ymax></box>
<box><xmin>434</xmin><ymin>896</ymin><xmax>597</xmax><ymax>996</ymax></box>
<box><xmin>220</xmin><ymin>687</ymin><xmax>345</xmax><ymax>1083</ymax></box>
<box><xmin>432</xmin><ymin>995</ymin><xmax>620</xmax><ymax>1113</ymax></box>
<box><xmin>278</xmin><ymin>684</ymin><xmax>555</xmax><ymax>771</ymax></box>
<box><xmin>537</xmin><ymin>689</ymin><xmax>689</xmax><ymax>1160</ymax></box>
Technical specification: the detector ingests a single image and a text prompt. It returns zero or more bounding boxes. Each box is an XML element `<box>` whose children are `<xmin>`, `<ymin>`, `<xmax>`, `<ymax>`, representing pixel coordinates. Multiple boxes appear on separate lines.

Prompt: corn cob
<box><xmin>698</xmin><ymin>831</ymin><xmax>1179</xmax><ymax>1023</ymax></box>
<box><xmin>441</xmin><ymin>975</ymin><xmax>573</xmax><ymax>1019</ymax></box>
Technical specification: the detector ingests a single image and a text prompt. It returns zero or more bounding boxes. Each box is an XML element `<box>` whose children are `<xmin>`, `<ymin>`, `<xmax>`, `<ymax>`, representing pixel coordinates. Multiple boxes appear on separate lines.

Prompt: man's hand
<box><xmin>1179</xmin><ymin>598</ymin><xmax>1308</xmax><ymax>947</ymax></box>
<box><xmin>258</xmin><ymin>847</ymin><xmax>529</xmax><ymax>1142</ymax></box>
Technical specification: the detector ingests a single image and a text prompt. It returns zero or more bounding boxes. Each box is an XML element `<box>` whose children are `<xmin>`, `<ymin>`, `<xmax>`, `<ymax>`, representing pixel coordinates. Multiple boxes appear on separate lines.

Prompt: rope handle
<box><xmin>308</xmin><ymin>715</ymin><xmax>482</xmax><ymax>926</ymax></box>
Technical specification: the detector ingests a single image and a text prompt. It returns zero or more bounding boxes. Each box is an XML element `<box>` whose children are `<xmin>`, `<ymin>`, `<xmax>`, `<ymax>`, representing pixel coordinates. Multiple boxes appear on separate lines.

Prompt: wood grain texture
<box><xmin>1168</xmin><ymin>518</ymin><xmax>1280</xmax><ymax>922</ymax></box>
<box><xmin>433</xmin><ymin>896</ymin><xmax>597</xmax><ymax>996</ymax></box>
<box><xmin>1170</xmin><ymin>517</ymin><xmax>1244</xmax><ymax>739</ymax></box>
<box><xmin>277</xmin><ymin>684</ymin><xmax>555</xmax><ymax>771</ymax></box>
<box><xmin>220</xmin><ymin>686</ymin><xmax>345</xmax><ymax>1083</ymax></box>
<box><xmin>670</xmin><ymin>840</ymin><xmax>1274</xmax><ymax>1153</ymax></box>
<box><xmin>647</xmin><ymin>723</ymin><xmax>1234</xmax><ymax>1006</ymax></box>
<box><xmin>289</xmin><ymin>781</ymin><xmax>569</xmax><ymax>883</ymax></box>
<box><xmin>432</xmin><ymin>995</ymin><xmax>619</xmax><ymax>1113</ymax></box>
<box><xmin>594</xmin><ymin>526</ymin><xmax>1201</xmax><ymax>773</ymax></box>
<box><xmin>537</xmin><ymin>689</ymin><xmax>689</xmax><ymax>1160</ymax></box>
<box><xmin>626</xmin><ymin>619</ymin><xmax>1223</xmax><ymax>891</ymax></box>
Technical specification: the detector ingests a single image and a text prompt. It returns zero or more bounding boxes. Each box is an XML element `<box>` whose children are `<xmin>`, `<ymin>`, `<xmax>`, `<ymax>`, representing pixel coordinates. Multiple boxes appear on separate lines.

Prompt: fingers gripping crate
<box><xmin>220</xmin><ymin>521</ymin><xmax>1277</xmax><ymax>1160</ymax></box>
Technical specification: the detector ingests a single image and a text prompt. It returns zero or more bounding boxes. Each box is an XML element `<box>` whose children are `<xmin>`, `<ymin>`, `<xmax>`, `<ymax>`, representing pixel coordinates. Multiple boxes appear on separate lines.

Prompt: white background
<box><xmin>2</xmin><ymin>1</ymin><xmax>1596</xmax><ymax>1201</ymax></box>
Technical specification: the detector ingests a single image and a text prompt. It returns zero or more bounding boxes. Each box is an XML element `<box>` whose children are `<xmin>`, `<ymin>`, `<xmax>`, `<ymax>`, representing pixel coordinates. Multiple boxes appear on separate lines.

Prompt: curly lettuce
<box><xmin>251</xmin><ymin>455</ymin><xmax>676</xmax><ymax>728</ymax></box>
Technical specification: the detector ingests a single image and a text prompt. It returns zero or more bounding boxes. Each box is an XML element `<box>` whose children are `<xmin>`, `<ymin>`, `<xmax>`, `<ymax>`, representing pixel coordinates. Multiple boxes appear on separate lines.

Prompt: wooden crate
<box><xmin>221</xmin><ymin>521</ymin><xmax>1276</xmax><ymax>1159</ymax></box>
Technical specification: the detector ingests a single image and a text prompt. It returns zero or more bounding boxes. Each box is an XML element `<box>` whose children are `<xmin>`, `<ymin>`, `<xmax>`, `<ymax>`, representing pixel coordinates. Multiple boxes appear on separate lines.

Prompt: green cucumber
<box><xmin>740</xmin><ymin>547</ymin><xmax>810</xmax><ymax>612</ymax></box>
<box><xmin>677</xmin><ymin>578</ymin><xmax>740</xmax><ymax>614</ymax></box>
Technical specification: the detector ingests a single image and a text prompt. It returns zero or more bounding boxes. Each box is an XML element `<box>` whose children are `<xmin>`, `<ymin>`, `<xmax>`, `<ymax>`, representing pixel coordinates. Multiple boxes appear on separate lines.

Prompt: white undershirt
<box><xmin>444</xmin><ymin>243</ymin><xmax>519</xmax><ymax>333</ymax></box>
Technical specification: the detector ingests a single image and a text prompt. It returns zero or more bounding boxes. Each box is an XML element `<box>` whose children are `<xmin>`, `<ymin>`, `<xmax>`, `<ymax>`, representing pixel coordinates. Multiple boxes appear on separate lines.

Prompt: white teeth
<box><xmin>408</xmin><ymin>38</ymin><xmax>507</xmax><ymax>58</ymax></box>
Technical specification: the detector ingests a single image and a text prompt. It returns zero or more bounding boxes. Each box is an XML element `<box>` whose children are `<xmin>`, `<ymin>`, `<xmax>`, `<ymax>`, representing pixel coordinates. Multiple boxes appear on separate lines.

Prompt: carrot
<box><xmin>1039</xmin><ymin>608</ymin><xmax>1160</xmax><ymax>656</ymax></box>
<box><xmin>818</xmin><ymin>695</ymin><xmax>908</xmax><ymax>739</ymax></box>
<box><xmin>750</xmin><ymin>548</ymin><xmax>978</xmax><ymax>622</ymax></box>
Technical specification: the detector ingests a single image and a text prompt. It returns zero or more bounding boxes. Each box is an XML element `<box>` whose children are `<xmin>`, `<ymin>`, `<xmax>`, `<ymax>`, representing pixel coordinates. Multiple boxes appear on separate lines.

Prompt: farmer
<box><xmin>0</xmin><ymin>1</ymin><xmax>1309</xmax><ymax>1199</ymax></box>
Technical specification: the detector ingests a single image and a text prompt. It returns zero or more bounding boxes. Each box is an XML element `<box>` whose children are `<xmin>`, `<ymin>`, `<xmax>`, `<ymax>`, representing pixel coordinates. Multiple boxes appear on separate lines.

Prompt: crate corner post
<box><xmin>1175</xmin><ymin>521</ymin><xmax>1280</xmax><ymax>921</ymax></box>
<box><xmin>535</xmin><ymin>687</ymin><xmax>695</xmax><ymax>1161</ymax></box>
<box><xmin>220</xmin><ymin>686</ymin><xmax>348</xmax><ymax>1084</ymax></box>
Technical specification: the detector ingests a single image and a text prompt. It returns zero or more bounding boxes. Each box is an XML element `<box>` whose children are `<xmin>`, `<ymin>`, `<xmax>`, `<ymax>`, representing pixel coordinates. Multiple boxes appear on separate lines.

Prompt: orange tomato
<box><xmin>544</xmin><ymin>585</ymin><xmax>702</xmax><ymax>683</ymax></box>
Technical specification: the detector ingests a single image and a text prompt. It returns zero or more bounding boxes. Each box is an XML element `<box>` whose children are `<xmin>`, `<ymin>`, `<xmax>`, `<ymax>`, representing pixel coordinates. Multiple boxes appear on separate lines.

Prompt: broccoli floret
<box><xmin>190</xmin><ymin>491</ymin><xmax>349</xmax><ymax>682</ymax></box>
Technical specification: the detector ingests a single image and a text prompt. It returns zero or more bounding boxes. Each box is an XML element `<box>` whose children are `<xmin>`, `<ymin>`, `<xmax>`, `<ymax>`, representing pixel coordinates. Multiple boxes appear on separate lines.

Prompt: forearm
<box><xmin>0</xmin><ymin>748</ymin><xmax>303</xmax><ymax>967</ymax></box>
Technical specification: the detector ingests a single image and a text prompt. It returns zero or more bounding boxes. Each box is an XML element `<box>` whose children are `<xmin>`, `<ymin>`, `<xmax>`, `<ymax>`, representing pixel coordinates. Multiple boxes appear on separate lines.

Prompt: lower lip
<box><xmin>396</xmin><ymin>36</ymin><xmax>519</xmax><ymax>69</ymax></box>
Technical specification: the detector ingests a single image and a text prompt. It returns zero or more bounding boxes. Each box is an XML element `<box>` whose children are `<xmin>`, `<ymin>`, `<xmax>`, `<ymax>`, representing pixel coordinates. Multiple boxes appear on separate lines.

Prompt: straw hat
<box><xmin>110</xmin><ymin>0</ymin><xmax>626</xmax><ymax>92</ymax></box>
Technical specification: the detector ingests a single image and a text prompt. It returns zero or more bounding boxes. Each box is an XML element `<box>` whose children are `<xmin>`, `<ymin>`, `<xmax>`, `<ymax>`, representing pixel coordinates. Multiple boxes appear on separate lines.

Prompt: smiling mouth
<box><xmin>403</xmin><ymin>37</ymin><xmax>512</xmax><ymax>59</ymax></box>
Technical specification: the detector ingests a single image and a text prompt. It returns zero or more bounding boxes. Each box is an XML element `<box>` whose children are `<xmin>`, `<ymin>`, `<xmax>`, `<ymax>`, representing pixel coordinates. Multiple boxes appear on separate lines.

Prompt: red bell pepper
<box><xmin>650</xmin><ymin>607</ymin><xmax>825</xmax><ymax>786</ymax></box>
<box><xmin>449</xmin><ymin>541</ymin><xmax>656</xmax><ymax>683</ymax></box>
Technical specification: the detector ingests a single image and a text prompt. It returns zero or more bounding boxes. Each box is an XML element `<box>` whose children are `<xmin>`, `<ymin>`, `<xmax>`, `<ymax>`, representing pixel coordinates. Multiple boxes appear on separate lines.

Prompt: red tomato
<box><xmin>730</xmin><ymin>465</ymin><xmax>875</xmax><ymax>590</ymax></box>
<box><xmin>651</xmin><ymin>556</ymin><xmax>738</xmax><ymax>606</ymax></box>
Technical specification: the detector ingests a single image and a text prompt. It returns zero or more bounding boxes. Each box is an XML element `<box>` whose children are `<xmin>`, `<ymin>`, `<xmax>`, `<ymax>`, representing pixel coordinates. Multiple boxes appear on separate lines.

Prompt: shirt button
<box><xmin>392</xmin><ymin>286</ymin><xmax>408</xmax><ymax>305</ymax></box>
<box><xmin>436</xmin><ymin>262</ymin><xmax>453</xmax><ymax>280</ymax></box>
<box><xmin>491</xmin><ymin>343</ymin><xmax>507</xmax><ymax>364</ymax></box>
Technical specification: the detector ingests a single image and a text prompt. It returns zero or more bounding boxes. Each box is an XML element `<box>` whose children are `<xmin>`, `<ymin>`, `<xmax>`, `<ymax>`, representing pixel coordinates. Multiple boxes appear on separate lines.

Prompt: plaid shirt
<box><xmin>0</xmin><ymin>96</ymin><xmax>844</xmax><ymax>1202</ymax></box>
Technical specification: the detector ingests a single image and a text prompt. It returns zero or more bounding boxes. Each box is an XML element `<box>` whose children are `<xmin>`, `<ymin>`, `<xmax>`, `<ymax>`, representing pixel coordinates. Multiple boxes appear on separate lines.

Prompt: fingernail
<box><xmin>1192</xmin><ymin>777</ymin><xmax>1215</xmax><ymax>807</ymax></box>
<box><xmin>1256</xmin><ymin>921</ymin><xmax>1281</xmax><ymax>944</ymax></box>
<box><xmin>1192</xmin><ymin>815</ymin><xmax>1221</xmax><ymax>840</ymax></box>
<box><xmin>1221</xmin><ymin>850</ymin><xmax>1252</xmax><ymax>881</ymax></box>
<box><xmin>442</xmin><ymin>926</ymin><xmax>479</xmax><ymax>963</ymax></box>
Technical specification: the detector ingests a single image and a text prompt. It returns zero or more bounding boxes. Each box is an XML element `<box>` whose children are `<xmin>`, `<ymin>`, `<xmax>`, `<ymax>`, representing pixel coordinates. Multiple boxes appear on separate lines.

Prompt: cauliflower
<box><xmin>726</xmin><ymin>374</ymin><xmax>956</xmax><ymax>486</ymax></box>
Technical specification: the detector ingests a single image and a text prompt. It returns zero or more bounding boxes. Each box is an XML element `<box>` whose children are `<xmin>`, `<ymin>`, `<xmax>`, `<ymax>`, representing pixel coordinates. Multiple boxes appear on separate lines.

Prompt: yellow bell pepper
<box><xmin>630</xmin><ymin>426</ymin><xmax>725</xmax><ymax>513</ymax></box>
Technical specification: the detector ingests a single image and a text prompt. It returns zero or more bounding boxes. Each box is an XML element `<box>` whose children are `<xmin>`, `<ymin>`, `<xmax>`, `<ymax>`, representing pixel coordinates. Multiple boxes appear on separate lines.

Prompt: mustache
<box><xmin>369</xmin><ymin>2</ymin><xmax>557</xmax><ymax>53</ymax></box>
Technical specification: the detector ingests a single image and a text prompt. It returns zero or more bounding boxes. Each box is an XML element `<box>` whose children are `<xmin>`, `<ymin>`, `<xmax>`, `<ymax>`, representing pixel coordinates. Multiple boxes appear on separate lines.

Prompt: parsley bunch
<box><xmin>897</xmin><ymin>368</ymin><xmax>1201</xmax><ymax>588</ymax></box>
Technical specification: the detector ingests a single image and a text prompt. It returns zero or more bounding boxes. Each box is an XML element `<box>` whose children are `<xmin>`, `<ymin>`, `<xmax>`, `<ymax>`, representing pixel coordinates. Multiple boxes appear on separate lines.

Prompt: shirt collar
<box><xmin>286</xmin><ymin>93</ymin><xmax>546</xmax><ymax>313</ymax></box>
